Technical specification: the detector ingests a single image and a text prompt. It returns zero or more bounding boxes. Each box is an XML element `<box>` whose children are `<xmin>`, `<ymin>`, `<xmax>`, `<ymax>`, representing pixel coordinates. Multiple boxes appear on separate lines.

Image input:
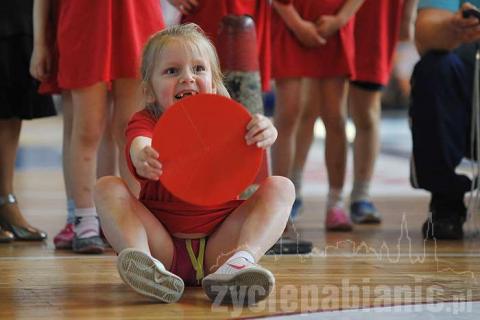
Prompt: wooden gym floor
<box><xmin>1</xmin><ymin>115</ymin><xmax>479</xmax><ymax>319</ymax></box>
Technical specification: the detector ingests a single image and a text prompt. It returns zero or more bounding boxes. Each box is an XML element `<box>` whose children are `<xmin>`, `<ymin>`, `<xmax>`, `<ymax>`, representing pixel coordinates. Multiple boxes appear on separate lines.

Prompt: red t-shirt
<box><xmin>125</xmin><ymin>110</ymin><xmax>243</xmax><ymax>235</ymax></box>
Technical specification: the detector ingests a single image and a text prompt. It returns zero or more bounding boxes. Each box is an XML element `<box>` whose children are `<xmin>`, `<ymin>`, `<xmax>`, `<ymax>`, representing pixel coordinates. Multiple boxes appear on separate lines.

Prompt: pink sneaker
<box><xmin>325</xmin><ymin>207</ymin><xmax>353</xmax><ymax>231</ymax></box>
<box><xmin>54</xmin><ymin>224</ymin><xmax>74</xmax><ymax>249</ymax></box>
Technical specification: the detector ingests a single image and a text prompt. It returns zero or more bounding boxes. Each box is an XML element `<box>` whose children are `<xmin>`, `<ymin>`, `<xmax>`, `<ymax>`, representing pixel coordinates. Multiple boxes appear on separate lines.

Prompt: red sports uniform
<box><xmin>55</xmin><ymin>0</ymin><xmax>164</xmax><ymax>89</ymax></box>
<box><xmin>352</xmin><ymin>0</ymin><xmax>405</xmax><ymax>85</ymax></box>
<box><xmin>271</xmin><ymin>0</ymin><xmax>355</xmax><ymax>80</ymax></box>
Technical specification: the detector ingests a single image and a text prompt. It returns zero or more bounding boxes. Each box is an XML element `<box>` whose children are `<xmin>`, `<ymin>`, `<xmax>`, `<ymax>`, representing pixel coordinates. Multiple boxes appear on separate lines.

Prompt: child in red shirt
<box><xmin>94</xmin><ymin>23</ymin><xmax>294</xmax><ymax>304</ymax></box>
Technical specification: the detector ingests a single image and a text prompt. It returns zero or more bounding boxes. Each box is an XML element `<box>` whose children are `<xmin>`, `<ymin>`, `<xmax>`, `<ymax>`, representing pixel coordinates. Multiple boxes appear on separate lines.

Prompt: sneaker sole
<box><xmin>326</xmin><ymin>223</ymin><xmax>353</xmax><ymax>232</ymax></box>
<box><xmin>117</xmin><ymin>249</ymin><xmax>184</xmax><ymax>303</ymax></box>
<box><xmin>351</xmin><ymin>213</ymin><xmax>382</xmax><ymax>224</ymax></box>
<box><xmin>54</xmin><ymin>240</ymin><xmax>73</xmax><ymax>250</ymax></box>
<box><xmin>202</xmin><ymin>268</ymin><xmax>275</xmax><ymax>305</ymax></box>
<box><xmin>72</xmin><ymin>237</ymin><xmax>105</xmax><ymax>254</ymax></box>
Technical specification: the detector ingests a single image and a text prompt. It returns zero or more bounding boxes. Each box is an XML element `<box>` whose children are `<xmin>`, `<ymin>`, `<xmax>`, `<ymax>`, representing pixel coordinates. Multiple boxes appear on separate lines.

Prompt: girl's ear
<box><xmin>143</xmin><ymin>84</ymin><xmax>156</xmax><ymax>104</ymax></box>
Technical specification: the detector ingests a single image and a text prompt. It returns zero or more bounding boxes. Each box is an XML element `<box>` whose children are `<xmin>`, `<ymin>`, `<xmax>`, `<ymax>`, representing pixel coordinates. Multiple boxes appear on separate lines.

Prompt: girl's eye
<box><xmin>193</xmin><ymin>65</ymin><xmax>206</xmax><ymax>73</ymax></box>
<box><xmin>165</xmin><ymin>68</ymin><xmax>177</xmax><ymax>75</ymax></box>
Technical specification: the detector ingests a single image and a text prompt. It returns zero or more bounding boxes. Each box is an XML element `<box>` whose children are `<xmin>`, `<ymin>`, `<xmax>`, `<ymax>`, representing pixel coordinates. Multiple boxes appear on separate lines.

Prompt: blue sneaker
<box><xmin>350</xmin><ymin>200</ymin><xmax>381</xmax><ymax>224</ymax></box>
<box><xmin>289</xmin><ymin>198</ymin><xmax>303</xmax><ymax>221</ymax></box>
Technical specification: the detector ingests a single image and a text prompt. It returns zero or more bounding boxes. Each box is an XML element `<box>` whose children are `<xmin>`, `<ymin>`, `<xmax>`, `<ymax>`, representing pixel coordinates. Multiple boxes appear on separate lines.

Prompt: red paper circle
<box><xmin>151</xmin><ymin>94</ymin><xmax>262</xmax><ymax>206</ymax></box>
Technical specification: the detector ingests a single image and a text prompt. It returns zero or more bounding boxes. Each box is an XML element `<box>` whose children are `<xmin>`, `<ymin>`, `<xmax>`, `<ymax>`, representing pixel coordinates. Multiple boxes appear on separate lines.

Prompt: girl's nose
<box><xmin>180</xmin><ymin>69</ymin><xmax>195</xmax><ymax>83</ymax></box>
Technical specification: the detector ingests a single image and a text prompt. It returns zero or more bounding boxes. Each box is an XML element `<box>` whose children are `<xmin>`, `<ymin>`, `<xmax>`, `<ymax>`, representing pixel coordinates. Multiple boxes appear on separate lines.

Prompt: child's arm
<box><xmin>30</xmin><ymin>0</ymin><xmax>52</xmax><ymax>81</ymax></box>
<box><xmin>399</xmin><ymin>0</ymin><xmax>419</xmax><ymax>41</ymax></box>
<box><xmin>130</xmin><ymin>137</ymin><xmax>163</xmax><ymax>181</ymax></box>
<box><xmin>316</xmin><ymin>0</ymin><xmax>365</xmax><ymax>38</ymax></box>
<box><xmin>245</xmin><ymin>114</ymin><xmax>278</xmax><ymax>149</ymax></box>
<box><xmin>272</xmin><ymin>0</ymin><xmax>326</xmax><ymax>47</ymax></box>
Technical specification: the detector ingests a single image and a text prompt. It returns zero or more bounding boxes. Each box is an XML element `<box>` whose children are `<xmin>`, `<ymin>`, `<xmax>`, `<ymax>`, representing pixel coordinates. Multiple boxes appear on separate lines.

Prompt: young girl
<box><xmin>348</xmin><ymin>0</ymin><xmax>417</xmax><ymax>224</ymax></box>
<box><xmin>30</xmin><ymin>0</ymin><xmax>165</xmax><ymax>253</ymax></box>
<box><xmin>271</xmin><ymin>0</ymin><xmax>364</xmax><ymax>231</ymax></box>
<box><xmin>94</xmin><ymin>24</ymin><xmax>294</xmax><ymax>304</ymax></box>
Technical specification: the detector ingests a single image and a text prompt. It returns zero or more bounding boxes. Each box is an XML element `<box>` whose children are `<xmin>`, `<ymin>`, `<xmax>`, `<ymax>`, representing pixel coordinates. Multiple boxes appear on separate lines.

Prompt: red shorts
<box><xmin>170</xmin><ymin>237</ymin><xmax>207</xmax><ymax>287</ymax></box>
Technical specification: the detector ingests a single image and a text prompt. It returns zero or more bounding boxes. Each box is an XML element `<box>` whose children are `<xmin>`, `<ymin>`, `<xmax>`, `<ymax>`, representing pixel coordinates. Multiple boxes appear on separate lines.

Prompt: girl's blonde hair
<box><xmin>141</xmin><ymin>23</ymin><xmax>229</xmax><ymax>118</ymax></box>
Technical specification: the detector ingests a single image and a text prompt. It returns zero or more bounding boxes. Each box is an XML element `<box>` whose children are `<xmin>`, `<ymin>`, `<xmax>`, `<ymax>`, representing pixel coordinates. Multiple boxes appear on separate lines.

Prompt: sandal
<box><xmin>0</xmin><ymin>193</ymin><xmax>47</xmax><ymax>241</ymax></box>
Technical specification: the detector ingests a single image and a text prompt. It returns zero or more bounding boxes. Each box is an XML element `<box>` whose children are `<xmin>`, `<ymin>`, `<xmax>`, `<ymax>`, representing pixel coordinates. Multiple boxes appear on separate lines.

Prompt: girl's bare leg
<box><xmin>111</xmin><ymin>79</ymin><xmax>141</xmax><ymax>196</ymax></box>
<box><xmin>205</xmin><ymin>176</ymin><xmax>294</xmax><ymax>272</ymax></box>
<box><xmin>71</xmin><ymin>83</ymin><xmax>108</xmax><ymax>209</ymax></box>
<box><xmin>316</xmin><ymin>78</ymin><xmax>348</xmax><ymax>191</ymax></box>
<box><xmin>348</xmin><ymin>85</ymin><xmax>382</xmax><ymax>223</ymax></box>
<box><xmin>349</xmin><ymin>86</ymin><xmax>381</xmax><ymax>191</ymax></box>
<box><xmin>94</xmin><ymin>177</ymin><xmax>183</xmax><ymax>303</ymax></box>
<box><xmin>94</xmin><ymin>176</ymin><xmax>174</xmax><ymax>267</ymax></box>
<box><xmin>271</xmin><ymin>78</ymin><xmax>303</xmax><ymax>177</ymax></box>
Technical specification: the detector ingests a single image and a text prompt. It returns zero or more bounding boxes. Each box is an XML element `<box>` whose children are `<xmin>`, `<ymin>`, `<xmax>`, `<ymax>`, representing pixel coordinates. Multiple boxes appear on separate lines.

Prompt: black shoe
<box><xmin>423</xmin><ymin>193</ymin><xmax>466</xmax><ymax>240</ymax></box>
<box><xmin>422</xmin><ymin>217</ymin><xmax>464</xmax><ymax>240</ymax></box>
<box><xmin>266</xmin><ymin>237</ymin><xmax>312</xmax><ymax>255</ymax></box>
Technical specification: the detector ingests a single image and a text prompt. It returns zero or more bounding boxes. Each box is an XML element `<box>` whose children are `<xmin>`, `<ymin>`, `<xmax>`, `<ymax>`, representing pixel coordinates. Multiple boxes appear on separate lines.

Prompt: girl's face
<box><xmin>148</xmin><ymin>40</ymin><xmax>215</xmax><ymax>110</ymax></box>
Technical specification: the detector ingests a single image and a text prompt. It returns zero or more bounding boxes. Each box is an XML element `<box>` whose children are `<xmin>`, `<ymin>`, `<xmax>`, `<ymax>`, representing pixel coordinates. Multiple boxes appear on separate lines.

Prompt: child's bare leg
<box><xmin>94</xmin><ymin>176</ymin><xmax>183</xmax><ymax>303</ymax></box>
<box><xmin>97</xmin><ymin>97</ymin><xmax>118</xmax><ymax>178</ymax></box>
<box><xmin>53</xmin><ymin>91</ymin><xmax>76</xmax><ymax>249</ymax></box>
<box><xmin>202</xmin><ymin>176</ymin><xmax>294</xmax><ymax>304</ymax></box>
<box><xmin>316</xmin><ymin>78</ymin><xmax>351</xmax><ymax>230</ymax></box>
<box><xmin>94</xmin><ymin>176</ymin><xmax>174</xmax><ymax>266</ymax></box>
<box><xmin>205</xmin><ymin>176</ymin><xmax>294</xmax><ymax>270</ymax></box>
<box><xmin>271</xmin><ymin>78</ymin><xmax>303</xmax><ymax>177</ymax></box>
<box><xmin>291</xmin><ymin>79</ymin><xmax>318</xmax><ymax>196</ymax></box>
<box><xmin>317</xmin><ymin>78</ymin><xmax>348</xmax><ymax>192</ymax></box>
<box><xmin>111</xmin><ymin>79</ymin><xmax>141</xmax><ymax>196</ymax></box>
<box><xmin>349</xmin><ymin>85</ymin><xmax>382</xmax><ymax>223</ymax></box>
<box><xmin>71</xmin><ymin>83</ymin><xmax>108</xmax><ymax>209</ymax></box>
<box><xmin>350</xmin><ymin>86</ymin><xmax>381</xmax><ymax>186</ymax></box>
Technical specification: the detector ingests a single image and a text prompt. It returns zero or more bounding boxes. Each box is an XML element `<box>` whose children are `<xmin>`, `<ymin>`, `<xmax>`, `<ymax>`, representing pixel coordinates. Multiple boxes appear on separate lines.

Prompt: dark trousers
<box><xmin>409</xmin><ymin>44</ymin><xmax>477</xmax><ymax>215</ymax></box>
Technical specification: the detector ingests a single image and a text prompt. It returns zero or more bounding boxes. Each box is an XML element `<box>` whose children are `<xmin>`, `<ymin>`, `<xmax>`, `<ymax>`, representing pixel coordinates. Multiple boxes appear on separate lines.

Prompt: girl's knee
<box><xmin>76</xmin><ymin>127</ymin><xmax>104</xmax><ymax>148</ymax></box>
<box><xmin>94</xmin><ymin>176</ymin><xmax>127</xmax><ymax>200</ymax></box>
<box><xmin>323</xmin><ymin>118</ymin><xmax>346</xmax><ymax>133</ymax></box>
<box><xmin>262</xmin><ymin>176</ymin><xmax>295</xmax><ymax>204</ymax></box>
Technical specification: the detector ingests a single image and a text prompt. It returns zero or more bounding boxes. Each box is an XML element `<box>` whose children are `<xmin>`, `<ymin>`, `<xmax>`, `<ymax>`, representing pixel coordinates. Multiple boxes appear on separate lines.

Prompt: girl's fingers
<box><xmin>146</xmin><ymin>158</ymin><xmax>162</xmax><ymax>170</ymax></box>
<box><xmin>145</xmin><ymin>146</ymin><xmax>159</xmax><ymax>158</ymax></box>
<box><xmin>246</xmin><ymin>117</ymin><xmax>269</xmax><ymax>139</ymax></box>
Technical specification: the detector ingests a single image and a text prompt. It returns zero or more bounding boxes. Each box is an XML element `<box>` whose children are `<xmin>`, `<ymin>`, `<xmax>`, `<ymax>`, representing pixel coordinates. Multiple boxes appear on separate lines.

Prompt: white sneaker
<box><xmin>202</xmin><ymin>258</ymin><xmax>275</xmax><ymax>305</ymax></box>
<box><xmin>117</xmin><ymin>248</ymin><xmax>184</xmax><ymax>303</ymax></box>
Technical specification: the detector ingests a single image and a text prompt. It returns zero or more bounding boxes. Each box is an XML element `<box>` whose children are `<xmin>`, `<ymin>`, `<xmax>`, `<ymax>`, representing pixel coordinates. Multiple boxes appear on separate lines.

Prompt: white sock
<box><xmin>215</xmin><ymin>251</ymin><xmax>255</xmax><ymax>274</ymax></box>
<box><xmin>326</xmin><ymin>188</ymin><xmax>344</xmax><ymax>209</ymax></box>
<box><xmin>66</xmin><ymin>198</ymin><xmax>75</xmax><ymax>225</ymax></box>
<box><xmin>350</xmin><ymin>181</ymin><xmax>370</xmax><ymax>203</ymax></box>
<box><xmin>74</xmin><ymin>207</ymin><xmax>100</xmax><ymax>239</ymax></box>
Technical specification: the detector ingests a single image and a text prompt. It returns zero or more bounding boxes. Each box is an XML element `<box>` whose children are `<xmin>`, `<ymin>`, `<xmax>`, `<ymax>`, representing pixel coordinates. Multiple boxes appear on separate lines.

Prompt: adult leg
<box><xmin>111</xmin><ymin>79</ymin><xmax>141</xmax><ymax>196</ymax></box>
<box><xmin>349</xmin><ymin>84</ymin><xmax>382</xmax><ymax>223</ymax></box>
<box><xmin>0</xmin><ymin>118</ymin><xmax>46</xmax><ymax>240</ymax></box>
<box><xmin>410</xmin><ymin>49</ymin><xmax>473</xmax><ymax>239</ymax></box>
<box><xmin>94</xmin><ymin>176</ymin><xmax>183</xmax><ymax>303</ymax></box>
